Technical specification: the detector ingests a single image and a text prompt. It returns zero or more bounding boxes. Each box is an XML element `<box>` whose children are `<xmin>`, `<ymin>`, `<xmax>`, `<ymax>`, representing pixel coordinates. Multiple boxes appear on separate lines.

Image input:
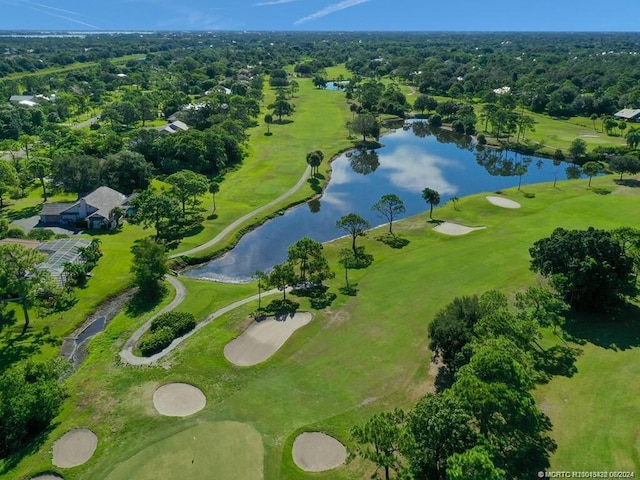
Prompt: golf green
<box><xmin>104</xmin><ymin>422</ymin><xmax>263</xmax><ymax>480</ymax></box>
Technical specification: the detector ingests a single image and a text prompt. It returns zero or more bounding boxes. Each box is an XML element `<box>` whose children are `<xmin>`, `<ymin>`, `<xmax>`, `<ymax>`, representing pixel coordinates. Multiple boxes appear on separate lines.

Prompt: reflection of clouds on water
<box><xmin>319</xmin><ymin>191</ymin><xmax>352</xmax><ymax>211</ymax></box>
<box><xmin>328</xmin><ymin>155</ymin><xmax>362</xmax><ymax>185</ymax></box>
<box><xmin>379</xmin><ymin>146</ymin><xmax>459</xmax><ymax>195</ymax></box>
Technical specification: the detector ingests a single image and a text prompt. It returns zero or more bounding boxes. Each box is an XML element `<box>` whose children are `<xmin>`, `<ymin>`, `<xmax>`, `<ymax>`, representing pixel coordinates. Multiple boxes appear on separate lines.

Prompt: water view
<box><xmin>185</xmin><ymin>122</ymin><xmax>568</xmax><ymax>283</ymax></box>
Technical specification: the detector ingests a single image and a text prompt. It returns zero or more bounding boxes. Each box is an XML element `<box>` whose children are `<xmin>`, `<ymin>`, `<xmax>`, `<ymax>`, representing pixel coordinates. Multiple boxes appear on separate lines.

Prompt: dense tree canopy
<box><xmin>530</xmin><ymin>227</ymin><xmax>637</xmax><ymax>310</ymax></box>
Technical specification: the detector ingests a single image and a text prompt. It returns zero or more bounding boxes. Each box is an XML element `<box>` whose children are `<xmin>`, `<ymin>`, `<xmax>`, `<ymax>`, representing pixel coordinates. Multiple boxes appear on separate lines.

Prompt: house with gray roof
<box><xmin>39</xmin><ymin>186</ymin><xmax>130</xmax><ymax>230</ymax></box>
<box><xmin>614</xmin><ymin>109</ymin><xmax>640</xmax><ymax>122</ymax></box>
<box><xmin>160</xmin><ymin>119</ymin><xmax>189</xmax><ymax>134</ymax></box>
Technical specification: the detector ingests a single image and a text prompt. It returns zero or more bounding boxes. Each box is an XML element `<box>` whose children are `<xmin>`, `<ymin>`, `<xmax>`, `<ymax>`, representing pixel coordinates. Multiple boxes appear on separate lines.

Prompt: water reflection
<box><xmin>349</xmin><ymin>149</ymin><xmax>380</xmax><ymax>175</ymax></box>
<box><xmin>379</xmin><ymin>146</ymin><xmax>458</xmax><ymax>195</ymax></box>
<box><xmin>185</xmin><ymin>121</ymin><xmax>562</xmax><ymax>283</ymax></box>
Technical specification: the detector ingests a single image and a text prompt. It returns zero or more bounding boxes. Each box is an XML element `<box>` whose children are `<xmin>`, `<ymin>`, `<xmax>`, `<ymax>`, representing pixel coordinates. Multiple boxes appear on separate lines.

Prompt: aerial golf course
<box><xmin>4</xmin><ymin>74</ymin><xmax>640</xmax><ymax>479</ymax></box>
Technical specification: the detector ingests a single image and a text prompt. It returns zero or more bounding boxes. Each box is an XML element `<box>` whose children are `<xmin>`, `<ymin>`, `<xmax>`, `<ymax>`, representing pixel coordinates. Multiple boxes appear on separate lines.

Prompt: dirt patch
<box><xmin>433</xmin><ymin>222</ymin><xmax>486</xmax><ymax>236</ymax></box>
<box><xmin>52</xmin><ymin>428</ymin><xmax>98</xmax><ymax>468</ymax></box>
<box><xmin>224</xmin><ymin>312</ymin><xmax>313</xmax><ymax>366</ymax></box>
<box><xmin>323</xmin><ymin>308</ymin><xmax>351</xmax><ymax>329</ymax></box>
<box><xmin>292</xmin><ymin>432</ymin><xmax>347</xmax><ymax>472</ymax></box>
<box><xmin>486</xmin><ymin>195</ymin><xmax>521</xmax><ymax>209</ymax></box>
<box><xmin>153</xmin><ymin>383</ymin><xmax>206</xmax><ymax>417</ymax></box>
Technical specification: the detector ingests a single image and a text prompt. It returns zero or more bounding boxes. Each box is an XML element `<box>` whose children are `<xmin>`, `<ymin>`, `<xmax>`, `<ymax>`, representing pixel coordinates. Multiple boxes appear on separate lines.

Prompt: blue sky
<box><xmin>0</xmin><ymin>0</ymin><xmax>638</xmax><ymax>32</ymax></box>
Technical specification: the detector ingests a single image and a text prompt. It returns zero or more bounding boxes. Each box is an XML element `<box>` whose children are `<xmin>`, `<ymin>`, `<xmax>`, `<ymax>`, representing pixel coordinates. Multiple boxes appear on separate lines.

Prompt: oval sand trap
<box><xmin>52</xmin><ymin>429</ymin><xmax>98</xmax><ymax>468</ymax></box>
<box><xmin>292</xmin><ymin>432</ymin><xmax>347</xmax><ymax>472</ymax></box>
<box><xmin>153</xmin><ymin>383</ymin><xmax>206</xmax><ymax>417</ymax></box>
<box><xmin>30</xmin><ymin>475</ymin><xmax>64</xmax><ymax>480</ymax></box>
<box><xmin>433</xmin><ymin>222</ymin><xmax>486</xmax><ymax>236</ymax></box>
<box><xmin>486</xmin><ymin>195</ymin><xmax>521</xmax><ymax>209</ymax></box>
<box><xmin>224</xmin><ymin>312</ymin><xmax>313</xmax><ymax>367</ymax></box>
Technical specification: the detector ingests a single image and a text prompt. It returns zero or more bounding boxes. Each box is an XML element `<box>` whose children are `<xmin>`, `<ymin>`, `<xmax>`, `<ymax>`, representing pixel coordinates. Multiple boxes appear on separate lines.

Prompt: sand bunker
<box><xmin>224</xmin><ymin>312</ymin><xmax>313</xmax><ymax>367</ymax></box>
<box><xmin>153</xmin><ymin>383</ymin><xmax>206</xmax><ymax>417</ymax></box>
<box><xmin>30</xmin><ymin>475</ymin><xmax>64</xmax><ymax>480</ymax></box>
<box><xmin>486</xmin><ymin>195</ymin><xmax>521</xmax><ymax>209</ymax></box>
<box><xmin>433</xmin><ymin>222</ymin><xmax>486</xmax><ymax>236</ymax></box>
<box><xmin>292</xmin><ymin>432</ymin><xmax>347</xmax><ymax>472</ymax></box>
<box><xmin>52</xmin><ymin>429</ymin><xmax>98</xmax><ymax>468</ymax></box>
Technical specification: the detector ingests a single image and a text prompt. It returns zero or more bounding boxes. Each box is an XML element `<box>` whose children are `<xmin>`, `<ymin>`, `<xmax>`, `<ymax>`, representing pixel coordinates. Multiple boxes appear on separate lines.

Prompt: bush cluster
<box><xmin>139</xmin><ymin>312</ymin><xmax>196</xmax><ymax>356</ymax></box>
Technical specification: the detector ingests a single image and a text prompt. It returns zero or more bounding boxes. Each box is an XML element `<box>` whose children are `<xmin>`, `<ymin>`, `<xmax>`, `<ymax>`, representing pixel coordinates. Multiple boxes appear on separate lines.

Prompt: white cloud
<box><xmin>378</xmin><ymin>146</ymin><xmax>459</xmax><ymax>196</ymax></box>
<box><xmin>294</xmin><ymin>0</ymin><xmax>369</xmax><ymax>25</ymax></box>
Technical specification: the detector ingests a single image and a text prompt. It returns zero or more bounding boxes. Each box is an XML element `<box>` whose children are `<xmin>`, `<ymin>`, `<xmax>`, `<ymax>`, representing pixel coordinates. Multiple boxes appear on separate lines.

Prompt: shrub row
<box><xmin>139</xmin><ymin>311</ymin><xmax>196</xmax><ymax>357</ymax></box>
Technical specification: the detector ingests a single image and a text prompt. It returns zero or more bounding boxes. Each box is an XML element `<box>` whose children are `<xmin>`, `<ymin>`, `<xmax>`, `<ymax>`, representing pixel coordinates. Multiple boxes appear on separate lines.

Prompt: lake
<box><xmin>184</xmin><ymin>121</ymin><xmax>569</xmax><ymax>283</ymax></box>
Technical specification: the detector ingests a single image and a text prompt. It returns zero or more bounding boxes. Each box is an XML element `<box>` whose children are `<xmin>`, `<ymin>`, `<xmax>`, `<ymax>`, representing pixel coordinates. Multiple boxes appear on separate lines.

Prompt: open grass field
<box><xmin>5</xmin><ymin>172</ymin><xmax>639</xmax><ymax>479</ymax></box>
<box><xmin>104</xmin><ymin>421</ymin><xmax>263</xmax><ymax>480</ymax></box>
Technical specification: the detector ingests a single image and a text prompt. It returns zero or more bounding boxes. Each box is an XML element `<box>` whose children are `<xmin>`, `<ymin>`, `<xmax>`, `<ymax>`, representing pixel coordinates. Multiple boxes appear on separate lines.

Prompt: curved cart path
<box><xmin>120</xmin><ymin>281</ymin><xmax>287</xmax><ymax>366</ymax></box>
<box><xmin>119</xmin><ymin>275</ymin><xmax>187</xmax><ymax>365</ymax></box>
<box><xmin>170</xmin><ymin>165</ymin><xmax>311</xmax><ymax>259</ymax></box>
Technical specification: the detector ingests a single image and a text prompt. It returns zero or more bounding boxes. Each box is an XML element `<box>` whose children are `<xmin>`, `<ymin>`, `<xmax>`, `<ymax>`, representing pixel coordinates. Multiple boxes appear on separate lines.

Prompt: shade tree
<box><xmin>351</xmin><ymin>409</ymin><xmax>407</xmax><ymax>480</ymax></box>
<box><xmin>286</xmin><ymin>237</ymin><xmax>332</xmax><ymax>284</ymax></box>
<box><xmin>26</xmin><ymin>156</ymin><xmax>52</xmax><ymax>201</ymax></box>
<box><xmin>267</xmin><ymin>262</ymin><xmax>296</xmax><ymax>300</ymax></box>
<box><xmin>0</xmin><ymin>161</ymin><xmax>19</xmax><ymax>208</ymax></box>
<box><xmin>529</xmin><ymin>227</ymin><xmax>637</xmax><ymax>310</ymax></box>
<box><xmin>0</xmin><ymin>244</ymin><xmax>54</xmax><ymax>334</ymax></box>
<box><xmin>165</xmin><ymin>169</ymin><xmax>209</xmax><ymax>213</ymax></box>
<box><xmin>581</xmin><ymin>161</ymin><xmax>603</xmax><ymax>187</ymax></box>
<box><xmin>336</xmin><ymin>213</ymin><xmax>370</xmax><ymax>256</ymax></box>
<box><xmin>372</xmin><ymin>194</ymin><xmax>406</xmax><ymax>234</ymax></box>
<box><xmin>129</xmin><ymin>188</ymin><xmax>182</xmax><ymax>242</ymax></box>
<box><xmin>130</xmin><ymin>238</ymin><xmax>168</xmax><ymax>299</ymax></box>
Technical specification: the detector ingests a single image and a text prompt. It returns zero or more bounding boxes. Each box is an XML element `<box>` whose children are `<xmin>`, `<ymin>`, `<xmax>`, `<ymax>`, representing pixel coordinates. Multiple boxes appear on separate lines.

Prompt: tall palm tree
<box><xmin>421</xmin><ymin>188</ymin><xmax>440</xmax><ymax>220</ymax></box>
<box><xmin>209</xmin><ymin>181</ymin><xmax>220</xmax><ymax>212</ymax></box>
<box><xmin>625</xmin><ymin>128</ymin><xmax>640</xmax><ymax>149</ymax></box>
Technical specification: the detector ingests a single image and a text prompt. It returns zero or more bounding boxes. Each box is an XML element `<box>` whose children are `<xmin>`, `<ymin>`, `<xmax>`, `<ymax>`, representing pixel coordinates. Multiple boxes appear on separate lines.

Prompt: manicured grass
<box><xmin>7</xmin><ymin>173</ymin><xmax>639</xmax><ymax>480</ymax></box>
<box><xmin>170</xmin><ymin>76</ymin><xmax>353</xmax><ymax>257</ymax></box>
<box><xmin>104</xmin><ymin>421</ymin><xmax>263</xmax><ymax>480</ymax></box>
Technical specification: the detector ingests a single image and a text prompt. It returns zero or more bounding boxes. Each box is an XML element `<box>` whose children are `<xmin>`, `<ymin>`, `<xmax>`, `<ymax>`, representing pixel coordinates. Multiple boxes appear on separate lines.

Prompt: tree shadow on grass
<box><xmin>338</xmin><ymin>283</ymin><xmax>358</xmax><ymax>296</ymax></box>
<box><xmin>5</xmin><ymin>204</ymin><xmax>42</xmax><ymax>221</ymax></box>
<box><xmin>434</xmin><ymin>364</ymin><xmax>456</xmax><ymax>393</ymax></box>
<box><xmin>534</xmin><ymin>345</ymin><xmax>582</xmax><ymax>381</ymax></box>
<box><xmin>0</xmin><ymin>421</ymin><xmax>60</xmax><ymax>475</ymax></box>
<box><xmin>563</xmin><ymin>302</ymin><xmax>640</xmax><ymax>351</ymax></box>
<box><xmin>206</xmin><ymin>213</ymin><xmax>219</xmax><ymax>220</ymax></box>
<box><xmin>263</xmin><ymin>298</ymin><xmax>299</xmax><ymax>320</ymax></box>
<box><xmin>292</xmin><ymin>284</ymin><xmax>336</xmax><ymax>309</ymax></box>
<box><xmin>125</xmin><ymin>286</ymin><xmax>166</xmax><ymax>317</ymax></box>
<box><xmin>376</xmin><ymin>233</ymin><xmax>410</xmax><ymax>249</ymax></box>
<box><xmin>0</xmin><ymin>325</ymin><xmax>59</xmax><ymax>370</ymax></box>
<box><xmin>614</xmin><ymin>178</ymin><xmax>640</xmax><ymax>188</ymax></box>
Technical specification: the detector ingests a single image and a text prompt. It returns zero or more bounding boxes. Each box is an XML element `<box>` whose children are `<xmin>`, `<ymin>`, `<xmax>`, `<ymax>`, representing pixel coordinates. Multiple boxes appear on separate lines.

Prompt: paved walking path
<box><xmin>169</xmin><ymin>165</ymin><xmax>311</xmax><ymax>259</ymax></box>
<box><xmin>119</xmin><ymin>276</ymin><xmax>287</xmax><ymax>366</ymax></box>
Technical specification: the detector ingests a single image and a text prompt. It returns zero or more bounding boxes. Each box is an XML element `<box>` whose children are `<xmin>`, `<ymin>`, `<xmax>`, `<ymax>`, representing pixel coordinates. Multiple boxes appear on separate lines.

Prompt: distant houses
<box><xmin>614</xmin><ymin>109</ymin><xmax>640</xmax><ymax>122</ymax></box>
<box><xmin>39</xmin><ymin>186</ymin><xmax>134</xmax><ymax>230</ymax></box>
<box><xmin>160</xmin><ymin>119</ymin><xmax>189</xmax><ymax>134</ymax></box>
<box><xmin>8</xmin><ymin>94</ymin><xmax>53</xmax><ymax>107</ymax></box>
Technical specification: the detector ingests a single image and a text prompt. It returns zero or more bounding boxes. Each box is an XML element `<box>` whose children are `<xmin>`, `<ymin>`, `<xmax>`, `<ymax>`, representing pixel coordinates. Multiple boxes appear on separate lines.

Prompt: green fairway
<box><xmin>104</xmin><ymin>422</ymin><xmax>263</xmax><ymax>480</ymax></box>
<box><xmin>7</xmin><ymin>172</ymin><xmax>639</xmax><ymax>480</ymax></box>
<box><xmin>171</xmin><ymin>76</ymin><xmax>353</xmax><ymax>257</ymax></box>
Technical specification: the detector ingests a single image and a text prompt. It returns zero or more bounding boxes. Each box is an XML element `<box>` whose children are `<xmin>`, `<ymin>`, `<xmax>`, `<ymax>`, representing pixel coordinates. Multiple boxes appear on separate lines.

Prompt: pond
<box><xmin>185</xmin><ymin>121</ymin><xmax>572</xmax><ymax>283</ymax></box>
